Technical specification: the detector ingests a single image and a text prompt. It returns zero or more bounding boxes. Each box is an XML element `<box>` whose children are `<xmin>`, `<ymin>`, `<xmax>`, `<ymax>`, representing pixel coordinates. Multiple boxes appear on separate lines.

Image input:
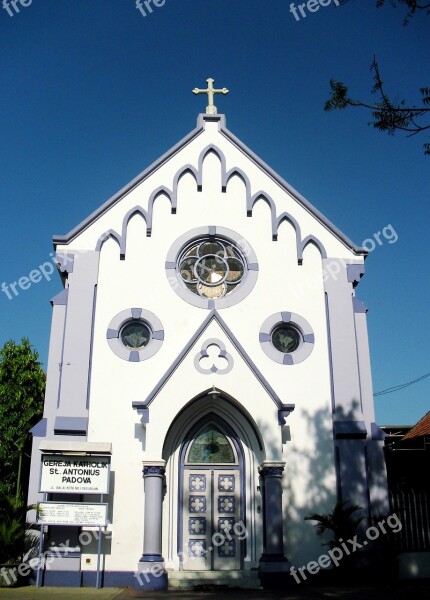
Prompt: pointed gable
<box><xmin>53</xmin><ymin>114</ymin><xmax>366</xmax><ymax>266</ymax></box>
<box><xmin>131</xmin><ymin>309</ymin><xmax>293</xmax><ymax>412</ymax></box>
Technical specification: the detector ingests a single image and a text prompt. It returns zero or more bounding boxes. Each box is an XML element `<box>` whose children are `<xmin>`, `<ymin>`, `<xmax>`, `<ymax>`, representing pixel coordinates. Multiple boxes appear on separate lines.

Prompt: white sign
<box><xmin>37</xmin><ymin>502</ymin><xmax>108</xmax><ymax>527</ymax></box>
<box><xmin>40</xmin><ymin>454</ymin><xmax>110</xmax><ymax>494</ymax></box>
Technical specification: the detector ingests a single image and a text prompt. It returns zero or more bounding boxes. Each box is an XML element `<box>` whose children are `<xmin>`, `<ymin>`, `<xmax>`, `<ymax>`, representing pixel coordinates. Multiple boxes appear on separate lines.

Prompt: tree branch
<box><xmin>325</xmin><ymin>58</ymin><xmax>430</xmax><ymax>155</ymax></box>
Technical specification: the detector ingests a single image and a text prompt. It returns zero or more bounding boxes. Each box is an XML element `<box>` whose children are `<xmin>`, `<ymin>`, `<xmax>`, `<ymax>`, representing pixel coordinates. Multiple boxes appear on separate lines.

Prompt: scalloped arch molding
<box><xmin>95</xmin><ymin>144</ymin><xmax>327</xmax><ymax>264</ymax></box>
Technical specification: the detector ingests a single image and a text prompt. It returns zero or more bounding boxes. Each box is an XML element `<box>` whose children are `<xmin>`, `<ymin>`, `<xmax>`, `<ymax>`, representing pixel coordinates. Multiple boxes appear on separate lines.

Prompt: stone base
<box><xmin>168</xmin><ymin>570</ymin><xmax>262</xmax><ymax>590</ymax></box>
<box><xmin>259</xmin><ymin>556</ymin><xmax>290</xmax><ymax>589</ymax></box>
<box><xmin>135</xmin><ymin>560</ymin><xmax>167</xmax><ymax>591</ymax></box>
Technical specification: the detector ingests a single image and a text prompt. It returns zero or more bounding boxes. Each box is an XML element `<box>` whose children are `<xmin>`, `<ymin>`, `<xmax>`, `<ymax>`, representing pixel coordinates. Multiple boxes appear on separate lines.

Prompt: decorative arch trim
<box><xmin>95</xmin><ymin>229</ymin><xmax>122</xmax><ymax>252</ymax></box>
<box><xmin>147</xmin><ymin>186</ymin><xmax>174</xmax><ymax>234</ymax></box>
<box><xmin>173</xmin><ymin>165</ymin><xmax>199</xmax><ymax>208</ymax></box>
<box><xmin>161</xmin><ymin>394</ymin><xmax>265</xmax><ymax>462</ymax></box>
<box><xmin>197</xmin><ymin>144</ymin><xmax>227</xmax><ymax>191</ymax></box>
<box><xmin>225</xmin><ymin>167</ymin><xmax>251</xmax><ymax>197</ymax></box>
<box><xmin>299</xmin><ymin>235</ymin><xmax>327</xmax><ymax>264</ymax></box>
<box><xmin>273</xmin><ymin>211</ymin><xmax>303</xmax><ymax>261</ymax></box>
<box><xmin>54</xmin><ymin>114</ymin><xmax>366</xmax><ymax>261</ymax></box>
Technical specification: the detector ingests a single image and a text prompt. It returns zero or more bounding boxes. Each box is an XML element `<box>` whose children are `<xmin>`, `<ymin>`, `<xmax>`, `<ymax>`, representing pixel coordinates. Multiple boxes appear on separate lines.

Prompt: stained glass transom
<box><xmin>187</xmin><ymin>426</ymin><xmax>235</xmax><ymax>463</ymax></box>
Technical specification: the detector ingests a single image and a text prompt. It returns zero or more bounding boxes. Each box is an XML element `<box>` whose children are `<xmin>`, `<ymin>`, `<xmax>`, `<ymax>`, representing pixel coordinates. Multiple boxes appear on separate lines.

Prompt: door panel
<box><xmin>184</xmin><ymin>469</ymin><xmax>209</xmax><ymax>570</ymax></box>
<box><xmin>213</xmin><ymin>471</ymin><xmax>241</xmax><ymax>570</ymax></box>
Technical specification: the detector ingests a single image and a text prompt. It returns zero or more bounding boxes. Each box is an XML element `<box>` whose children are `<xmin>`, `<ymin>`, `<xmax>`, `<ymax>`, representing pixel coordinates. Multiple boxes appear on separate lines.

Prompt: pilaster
<box><xmin>55</xmin><ymin>251</ymin><xmax>99</xmax><ymax>434</ymax></box>
<box><xmin>137</xmin><ymin>461</ymin><xmax>167</xmax><ymax>591</ymax></box>
<box><xmin>258</xmin><ymin>461</ymin><xmax>288</xmax><ymax>578</ymax></box>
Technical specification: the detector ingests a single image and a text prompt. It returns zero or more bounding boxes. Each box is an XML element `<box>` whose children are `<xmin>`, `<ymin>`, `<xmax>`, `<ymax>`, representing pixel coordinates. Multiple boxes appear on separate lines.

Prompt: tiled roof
<box><xmin>403</xmin><ymin>411</ymin><xmax>430</xmax><ymax>440</ymax></box>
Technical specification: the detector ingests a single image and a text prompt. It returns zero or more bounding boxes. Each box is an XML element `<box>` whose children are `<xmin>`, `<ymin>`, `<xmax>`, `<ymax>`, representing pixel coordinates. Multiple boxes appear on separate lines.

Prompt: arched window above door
<box><xmin>186</xmin><ymin>425</ymin><xmax>237</xmax><ymax>464</ymax></box>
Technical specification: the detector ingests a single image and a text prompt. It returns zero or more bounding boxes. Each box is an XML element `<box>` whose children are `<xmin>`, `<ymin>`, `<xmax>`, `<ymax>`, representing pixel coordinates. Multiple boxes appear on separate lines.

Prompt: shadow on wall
<box><xmin>333</xmin><ymin>402</ymin><xmax>389</xmax><ymax>524</ymax></box>
<box><xmin>257</xmin><ymin>400</ymin><xmax>389</xmax><ymax>569</ymax></box>
<box><xmin>283</xmin><ymin>405</ymin><xmax>337</xmax><ymax>567</ymax></box>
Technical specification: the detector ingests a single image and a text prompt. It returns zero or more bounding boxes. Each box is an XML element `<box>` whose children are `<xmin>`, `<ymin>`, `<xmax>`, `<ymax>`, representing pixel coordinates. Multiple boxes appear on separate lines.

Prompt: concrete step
<box><xmin>168</xmin><ymin>570</ymin><xmax>262</xmax><ymax>590</ymax></box>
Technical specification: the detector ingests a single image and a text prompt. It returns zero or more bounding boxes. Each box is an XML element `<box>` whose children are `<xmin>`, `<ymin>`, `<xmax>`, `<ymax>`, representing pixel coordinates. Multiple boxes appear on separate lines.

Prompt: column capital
<box><xmin>259</xmin><ymin>461</ymin><xmax>285</xmax><ymax>478</ymax></box>
<box><xmin>142</xmin><ymin>460</ymin><xmax>166</xmax><ymax>477</ymax></box>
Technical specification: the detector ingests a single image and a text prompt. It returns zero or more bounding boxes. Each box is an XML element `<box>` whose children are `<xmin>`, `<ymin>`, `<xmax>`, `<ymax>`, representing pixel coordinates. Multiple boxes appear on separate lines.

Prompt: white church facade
<box><xmin>27</xmin><ymin>82</ymin><xmax>388</xmax><ymax>589</ymax></box>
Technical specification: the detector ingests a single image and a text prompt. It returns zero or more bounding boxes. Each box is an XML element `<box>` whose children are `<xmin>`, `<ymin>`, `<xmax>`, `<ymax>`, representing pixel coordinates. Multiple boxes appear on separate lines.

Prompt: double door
<box><xmin>182</xmin><ymin>466</ymin><xmax>242</xmax><ymax>570</ymax></box>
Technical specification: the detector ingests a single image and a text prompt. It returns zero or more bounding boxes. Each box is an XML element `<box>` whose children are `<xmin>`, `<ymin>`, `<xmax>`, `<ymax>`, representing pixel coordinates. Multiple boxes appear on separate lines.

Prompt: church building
<box><xmin>27</xmin><ymin>80</ymin><xmax>388</xmax><ymax>589</ymax></box>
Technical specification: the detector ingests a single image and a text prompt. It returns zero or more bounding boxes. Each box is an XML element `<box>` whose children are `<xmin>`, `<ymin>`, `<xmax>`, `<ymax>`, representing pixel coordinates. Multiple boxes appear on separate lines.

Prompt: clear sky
<box><xmin>0</xmin><ymin>0</ymin><xmax>428</xmax><ymax>426</ymax></box>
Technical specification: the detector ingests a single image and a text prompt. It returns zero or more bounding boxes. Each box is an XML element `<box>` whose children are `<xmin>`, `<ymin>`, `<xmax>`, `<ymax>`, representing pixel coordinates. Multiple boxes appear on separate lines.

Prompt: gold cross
<box><xmin>193</xmin><ymin>78</ymin><xmax>229</xmax><ymax>115</ymax></box>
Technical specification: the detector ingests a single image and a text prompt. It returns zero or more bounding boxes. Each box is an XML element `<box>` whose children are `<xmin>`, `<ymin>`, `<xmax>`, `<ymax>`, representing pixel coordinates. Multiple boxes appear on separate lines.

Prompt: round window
<box><xmin>260</xmin><ymin>312</ymin><xmax>315</xmax><ymax>365</ymax></box>
<box><xmin>166</xmin><ymin>227</ymin><xmax>258</xmax><ymax>309</ymax></box>
<box><xmin>120</xmin><ymin>321</ymin><xmax>151</xmax><ymax>349</ymax></box>
<box><xmin>107</xmin><ymin>308</ymin><xmax>164</xmax><ymax>362</ymax></box>
<box><xmin>178</xmin><ymin>237</ymin><xmax>245</xmax><ymax>300</ymax></box>
<box><xmin>271</xmin><ymin>325</ymin><xmax>301</xmax><ymax>354</ymax></box>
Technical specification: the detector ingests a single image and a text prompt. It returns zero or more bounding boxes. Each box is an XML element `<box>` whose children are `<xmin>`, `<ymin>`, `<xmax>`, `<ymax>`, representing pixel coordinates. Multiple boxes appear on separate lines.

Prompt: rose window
<box><xmin>177</xmin><ymin>238</ymin><xmax>246</xmax><ymax>300</ymax></box>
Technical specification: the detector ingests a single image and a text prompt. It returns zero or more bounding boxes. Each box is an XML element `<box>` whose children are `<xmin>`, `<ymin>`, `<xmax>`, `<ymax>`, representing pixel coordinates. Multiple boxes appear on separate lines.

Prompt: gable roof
<box><xmin>403</xmin><ymin>411</ymin><xmax>430</xmax><ymax>440</ymax></box>
<box><xmin>53</xmin><ymin>114</ymin><xmax>366</xmax><ymax>255</ymax></box>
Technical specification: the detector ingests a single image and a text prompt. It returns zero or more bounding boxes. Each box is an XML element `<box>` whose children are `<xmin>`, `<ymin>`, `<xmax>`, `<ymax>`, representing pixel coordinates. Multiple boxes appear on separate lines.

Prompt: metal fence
<box><xmin>389</xmin><ymin>489</ymin><xmax>430</xmax><ymax>551</ymax></box>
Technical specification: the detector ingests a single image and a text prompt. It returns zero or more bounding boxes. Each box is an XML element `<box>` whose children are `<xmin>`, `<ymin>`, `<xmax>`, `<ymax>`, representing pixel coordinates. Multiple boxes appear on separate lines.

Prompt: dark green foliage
<box><xmin>304</xmin><ymin>500</ymin><xmax>364</xmax><ymax>549</ymax></box>
<box><xmin>0</xmin><ymin>492</ymin><xmax>38</xmax><ymax>564</ymax></box>
<box><xmin>0</xmin><ymin>339</ymin><xmax>45</xmax><ymax>498</ymax></box>
<box><xmin>324</xmin><ymin>81</ymin><xmax>351</xmax><ymax>111</ymax></box>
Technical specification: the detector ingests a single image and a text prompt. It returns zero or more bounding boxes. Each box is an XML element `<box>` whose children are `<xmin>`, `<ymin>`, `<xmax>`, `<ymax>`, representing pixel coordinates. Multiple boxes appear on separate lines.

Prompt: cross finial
<box><xmin>193</xmin><ymin>78</ymin><xmax>229</xmax><ymax>115</ymax></box>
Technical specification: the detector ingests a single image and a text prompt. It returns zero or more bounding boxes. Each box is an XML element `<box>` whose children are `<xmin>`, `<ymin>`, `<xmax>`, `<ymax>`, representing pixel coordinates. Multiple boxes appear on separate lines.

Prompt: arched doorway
<box><xmin>178</xmin><ymin>415</ymin><xmax>245</xmax><ymax>571</ymax></box>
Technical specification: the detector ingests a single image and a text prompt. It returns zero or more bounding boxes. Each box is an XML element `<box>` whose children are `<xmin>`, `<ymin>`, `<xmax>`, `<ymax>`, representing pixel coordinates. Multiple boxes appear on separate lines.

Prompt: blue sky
<box><xmin>0</xmin><ymin>0</ymin><xmax>428</xmax><ymax>425</ymax></box>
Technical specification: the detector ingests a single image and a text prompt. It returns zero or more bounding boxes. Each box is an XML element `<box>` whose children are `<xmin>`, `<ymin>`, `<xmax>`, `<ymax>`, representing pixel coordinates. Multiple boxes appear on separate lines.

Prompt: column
<box><xmin>137</xmin><ymin>461</ymin><xmax>167</xmax><ymax>591</ymax></box>
<box><xmin>259</xmin><ymin>461</ymin><xmax>288</xmax><ymax>575</ymax></box>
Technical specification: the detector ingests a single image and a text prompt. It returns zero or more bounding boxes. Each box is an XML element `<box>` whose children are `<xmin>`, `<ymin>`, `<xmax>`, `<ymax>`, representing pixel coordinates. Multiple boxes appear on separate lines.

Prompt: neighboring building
<box><xmin>382</xmin><ymin>412</ymin><xmax>430</xmax><ymax>579</ymax></box>
<box><xmin>27</xmin><ymin>84</ymin><xmax>388</xmax><ymax>589</ymax></box>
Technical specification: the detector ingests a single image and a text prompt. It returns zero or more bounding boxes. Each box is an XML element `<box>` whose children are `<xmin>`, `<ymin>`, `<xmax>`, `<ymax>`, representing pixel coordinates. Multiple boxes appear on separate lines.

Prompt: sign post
<box><xmin>38</xmin><ymin>454</ymin><xmax>111</xmax><ymax>588</ymax></box>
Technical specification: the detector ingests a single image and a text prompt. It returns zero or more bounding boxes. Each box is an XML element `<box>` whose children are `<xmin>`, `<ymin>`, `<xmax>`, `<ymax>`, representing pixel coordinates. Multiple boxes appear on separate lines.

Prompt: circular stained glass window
<box><xmin>121</xmin><ymin>321</ymin><xmax>151</xmax><ymax>349</ymax></box>
<box><xmin>271</xmin><ymin>325</ymin><xmax>301</xmax><ymax>354</ymax></box>
<box><xmin>178</xmin><ymin>237</ymin><xmax>246</xmax><ymax>299</ymax></box>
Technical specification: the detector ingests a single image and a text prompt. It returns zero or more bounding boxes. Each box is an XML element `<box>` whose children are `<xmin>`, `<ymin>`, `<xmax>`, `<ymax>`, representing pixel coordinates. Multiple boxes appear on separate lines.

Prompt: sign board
<box><xmin>37</xmin><ymin>502</ymin><xmax>108</xmax><ymax>527</ymax></box>
<box><xmin>40</xmin><ymin>454</ymin><xmax>110</xmax><ymax>494</ymax></box>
